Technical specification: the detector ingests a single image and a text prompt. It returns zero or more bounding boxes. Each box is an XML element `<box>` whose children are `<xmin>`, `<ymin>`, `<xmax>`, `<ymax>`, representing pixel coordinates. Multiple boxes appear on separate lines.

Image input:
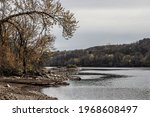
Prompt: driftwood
<box><xmin>0</xmin><ymin>77</ymin><xmax>69</xmax><ymax>87</ymax></box>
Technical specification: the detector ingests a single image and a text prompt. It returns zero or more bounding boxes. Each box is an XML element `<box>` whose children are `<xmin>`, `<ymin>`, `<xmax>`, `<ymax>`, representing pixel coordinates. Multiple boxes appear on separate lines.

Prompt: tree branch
<box><xmin>0</xmin><ymin>10</ymin><xmax>56</xmax><ymax>23</ymax></box>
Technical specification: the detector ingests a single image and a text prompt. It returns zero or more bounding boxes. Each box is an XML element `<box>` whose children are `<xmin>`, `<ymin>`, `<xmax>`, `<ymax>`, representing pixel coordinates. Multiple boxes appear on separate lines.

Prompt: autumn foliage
<box><xmin>0</xmin><ymin>0</ymin><xmax>78</xmax><ymax>76</ymax></box>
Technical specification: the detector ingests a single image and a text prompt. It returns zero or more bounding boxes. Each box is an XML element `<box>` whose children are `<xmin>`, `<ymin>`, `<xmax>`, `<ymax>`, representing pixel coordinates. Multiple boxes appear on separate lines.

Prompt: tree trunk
<box><xmin>23</xmin><ymin>43</ymin><xmax>27</xmax><ymax>75</ymax></box>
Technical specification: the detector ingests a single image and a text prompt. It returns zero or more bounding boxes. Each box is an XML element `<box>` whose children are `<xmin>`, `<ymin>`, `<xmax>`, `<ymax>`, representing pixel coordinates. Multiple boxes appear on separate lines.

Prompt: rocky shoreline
<box><xmin>0</xmin><ymin>67</ymin><xmax>74</xmax><ymax>100</ymax></box>
<box><xmin>0</xmin><ymin>82</ymin><xmax>57</xmax><ymax>100</ymax></box>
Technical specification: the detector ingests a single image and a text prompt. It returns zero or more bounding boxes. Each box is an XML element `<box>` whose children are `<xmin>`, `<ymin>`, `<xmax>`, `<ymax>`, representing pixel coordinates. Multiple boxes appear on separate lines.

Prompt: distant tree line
<box><xmin>45</xmin><ymin>38</ymin><xmax>150</xmax><ymax>67</ymax></box>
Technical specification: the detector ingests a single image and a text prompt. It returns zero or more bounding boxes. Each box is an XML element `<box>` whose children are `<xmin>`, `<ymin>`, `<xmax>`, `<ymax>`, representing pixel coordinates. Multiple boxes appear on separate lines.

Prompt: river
<box><xmin>42</xmin><ymin>67</ymin><xmax>150</xmax><ymax>100</ymax></box>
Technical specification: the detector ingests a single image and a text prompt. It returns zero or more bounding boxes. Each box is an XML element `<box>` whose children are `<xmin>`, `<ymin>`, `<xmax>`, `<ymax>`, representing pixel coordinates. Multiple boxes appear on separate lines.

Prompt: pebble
<box><xmin>5</xmin><ymin>84</ymin><xmax>11</xmax><ymax>88</ymax></box>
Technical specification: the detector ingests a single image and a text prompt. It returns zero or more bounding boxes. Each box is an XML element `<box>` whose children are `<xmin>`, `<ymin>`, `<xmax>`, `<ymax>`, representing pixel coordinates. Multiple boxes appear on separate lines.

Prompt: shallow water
<box><xmin>42</xmin><ymin>67</ymin><xmax>150</xmax><ymax>100</ymax></box>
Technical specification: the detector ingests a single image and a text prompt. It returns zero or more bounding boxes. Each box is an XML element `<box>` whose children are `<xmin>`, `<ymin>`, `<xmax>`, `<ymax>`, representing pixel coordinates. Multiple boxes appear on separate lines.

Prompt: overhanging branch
<box><xmin>0</xmin><ymin>10</ymin><xmax>56</xmax><ymax>23</ymax></box>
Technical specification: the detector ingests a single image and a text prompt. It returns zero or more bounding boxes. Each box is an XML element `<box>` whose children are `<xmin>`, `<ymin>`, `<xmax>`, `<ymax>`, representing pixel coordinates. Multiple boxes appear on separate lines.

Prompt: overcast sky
<box><xmin>53</xmin><ymin>0</ymin><xmax>150</xmax><ymax>50</ymax></box>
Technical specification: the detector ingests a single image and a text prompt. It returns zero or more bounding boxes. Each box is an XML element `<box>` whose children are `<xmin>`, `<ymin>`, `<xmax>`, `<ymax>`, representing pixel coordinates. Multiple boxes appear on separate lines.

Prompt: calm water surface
<box><xmin>42</xmin><ymin>67</ymin><xmax>150</xmax><ymax>100</ymax></box>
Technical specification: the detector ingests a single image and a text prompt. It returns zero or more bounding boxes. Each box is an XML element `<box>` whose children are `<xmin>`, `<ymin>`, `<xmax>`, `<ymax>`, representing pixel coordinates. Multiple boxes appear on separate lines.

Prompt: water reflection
<box><xmin>42</xmin><ymin>67</ymin><xmax>150</xmax><ymax>100</ymax></box>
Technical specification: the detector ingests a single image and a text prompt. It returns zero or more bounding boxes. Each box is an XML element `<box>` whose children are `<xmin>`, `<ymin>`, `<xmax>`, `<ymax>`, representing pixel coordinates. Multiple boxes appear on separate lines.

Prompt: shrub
<box><xmin>66</xmin><ymin>64</ymin><xmax>77</xmax><ymax>68</ymax></box>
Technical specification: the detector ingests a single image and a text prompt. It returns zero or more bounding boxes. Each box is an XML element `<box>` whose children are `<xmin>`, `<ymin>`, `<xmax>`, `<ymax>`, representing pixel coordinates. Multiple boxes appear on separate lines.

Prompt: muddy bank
<box><xmin>0</xmin><ymin>82</ymin><xmax>57</xmax><ymax>100</ymax></box>
<box><xmin>0</xmin><ymin>68</ymin><xmax>71</xmax><ymax>100</ymax></box>
<box><xmin>78</xmin><ymin>72</ymin><xmax>128</xmax><ymax>79</ymax></box>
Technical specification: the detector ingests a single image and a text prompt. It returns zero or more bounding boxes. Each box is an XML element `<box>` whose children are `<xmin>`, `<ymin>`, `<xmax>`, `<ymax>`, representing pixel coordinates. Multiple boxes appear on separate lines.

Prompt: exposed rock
<box><xmin>0</xmin><ymin>67</ymin><xmax>75</xmax><ymax>100</ymax></box>
<box><xmin>70</xmin><ymin>76</ymin><xmax>81</xmax><ymax>81</ymax></box>
<box><xmin>5</xmin><ymin>84</ymin><xmax>11</xmax><ymax>88</ymax></box>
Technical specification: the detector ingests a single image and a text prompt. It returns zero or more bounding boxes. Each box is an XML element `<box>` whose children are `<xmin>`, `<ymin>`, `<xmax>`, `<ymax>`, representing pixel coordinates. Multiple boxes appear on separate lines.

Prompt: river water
<box><xmin>42</xmin><ymin>67</ymin><xmax>150</xmax><ymax>100</ymax></box>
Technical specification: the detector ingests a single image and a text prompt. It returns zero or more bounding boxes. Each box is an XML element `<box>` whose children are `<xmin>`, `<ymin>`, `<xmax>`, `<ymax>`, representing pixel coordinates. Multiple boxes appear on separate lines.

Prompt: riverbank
<box><xmin>0</xmin><ymin>68</ymin><xmax>71</xmax><ymax>100</ymax></box>
<box><xmin>42</xmin><ymin>67</ymin><xmax>150</xmax><ymax>100</ymax></box>
<box><xmin>0</xmin><ymin>81</ymin><xmax>56</xmax><ymax>100</ymax></box>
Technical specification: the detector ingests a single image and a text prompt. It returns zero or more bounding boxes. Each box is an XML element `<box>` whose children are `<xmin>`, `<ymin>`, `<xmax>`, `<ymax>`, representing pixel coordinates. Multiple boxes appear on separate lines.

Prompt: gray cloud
<box><xmin>53</xmin><ymin>0</ymin><xmax>150</xmax><ymax>50</ymax></box>
<box><xmin>54</xmin><ymin>28</ymin><xmax>150</xmax><ymax>50</ymax></box>
<box><xmin>61</xmin><ymin>0</ymin><xmax>150</xmax><ymax>9</ymax></box>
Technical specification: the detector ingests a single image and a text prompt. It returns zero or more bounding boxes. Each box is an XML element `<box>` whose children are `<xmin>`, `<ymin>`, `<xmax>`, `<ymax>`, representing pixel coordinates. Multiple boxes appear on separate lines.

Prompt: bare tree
<box><xmin>0</xmin><ymin>0</ymin><xmax>78</xmax><ymax>75</ymax></box>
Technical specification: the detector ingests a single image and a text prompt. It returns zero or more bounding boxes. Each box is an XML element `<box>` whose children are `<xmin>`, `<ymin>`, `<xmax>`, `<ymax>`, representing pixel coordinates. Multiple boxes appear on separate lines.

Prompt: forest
<box><xmin>45</xmin><ymin>38</ymin><xmax>150</xmax><ymax>67</ymax></box>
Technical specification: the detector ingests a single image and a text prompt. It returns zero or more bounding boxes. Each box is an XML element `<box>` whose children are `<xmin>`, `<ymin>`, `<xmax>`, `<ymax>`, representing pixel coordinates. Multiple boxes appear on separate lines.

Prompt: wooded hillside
<box><xmin>45</xmin><ymin>38</ymin><xmax>150</xmax><ymax>67</ymax></box>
